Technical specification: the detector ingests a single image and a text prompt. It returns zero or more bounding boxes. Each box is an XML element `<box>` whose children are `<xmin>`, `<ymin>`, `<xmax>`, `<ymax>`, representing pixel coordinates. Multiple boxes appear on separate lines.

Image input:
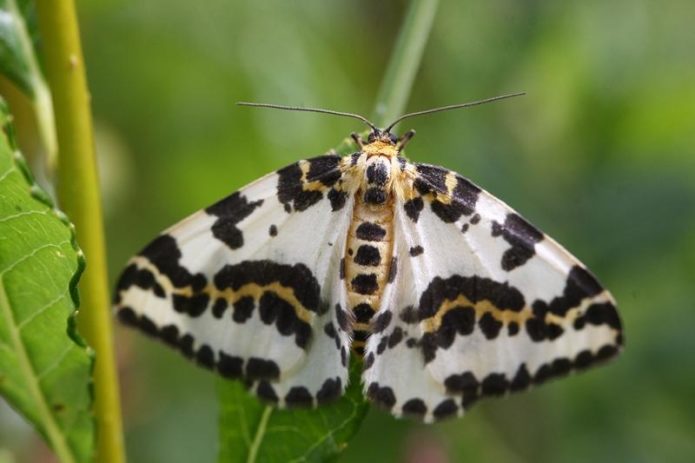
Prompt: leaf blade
<box><xmin>0</xmin><ymin>99</ymin><xmax>93</xmax><ymax>463</ymax></box>
<box><xmin>218</xmin><ymin>361</ymin><xmax>369</xmax><ymax>463</ymax></box>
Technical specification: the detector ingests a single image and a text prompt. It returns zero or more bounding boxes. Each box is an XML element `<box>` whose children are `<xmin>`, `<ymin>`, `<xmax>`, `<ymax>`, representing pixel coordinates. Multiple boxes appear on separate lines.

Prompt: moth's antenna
<box><xmin>237</xmin><ymin>102</ymin><xmax>378</xmax><ymax>132</ymax></box>
<box><xmin>384</xmin><ymin>92</ymin><xmax>526</xmax><ymax>133</ymax></box>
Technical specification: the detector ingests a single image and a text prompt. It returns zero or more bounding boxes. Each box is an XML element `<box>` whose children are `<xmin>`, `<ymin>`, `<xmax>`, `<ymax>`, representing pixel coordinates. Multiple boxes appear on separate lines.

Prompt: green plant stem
<box><xmin>35</xmin><ymin>2</ymin><xmax>125</xmax><ymax>463</ymax></box>
<box><xmin>371</xmin><ymin>0</ymin><xmax>440</xmax><ymax>127</ymax></box>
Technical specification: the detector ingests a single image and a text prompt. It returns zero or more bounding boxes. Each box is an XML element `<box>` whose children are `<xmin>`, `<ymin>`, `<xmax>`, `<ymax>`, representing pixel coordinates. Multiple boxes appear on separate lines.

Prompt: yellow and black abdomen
<box><xmin>345</xmin><ymin>155</ymin><xmax>396</xmax><ymax>356</ymax></box>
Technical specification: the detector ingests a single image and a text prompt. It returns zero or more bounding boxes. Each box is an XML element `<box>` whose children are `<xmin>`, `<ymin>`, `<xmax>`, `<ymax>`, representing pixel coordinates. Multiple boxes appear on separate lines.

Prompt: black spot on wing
<box><xmin>285</xmin><ymin>386</ymin><xmax>313</xmax><ymax>406</ymax></box>
<box><xmin>491</xmin><ymin>213</ymin><xmax>544</xmax><ymax>271</ymax></box>
<box><xmin>363</xmin><ymin>352</ymin><xmax>375</xmax><ymax>369</ymax></box>
<box><xmin>478</xmin><ymin>312</ymin><xmax>503</xmax><ymax>339</ymax></box>
<box><xmin>415</xmin><ymin>164</ymin><xmax>447</xmax><ymax>191</ymax></box>
<box><xmin>372</xmin><ymin>310</ymin><xmax>392</xmax><ymax>334</ymax></box>
<box><xmin>444</xmin><ymin>371</ymin><xmax>478</xmax><ymax>395</ymax></box>
<box><xmin>409</xmin><ymin>245</ymin><xmax>424</xmax><ymax>257</ymax></box>
<box><xmin>420</xmin><ymin>306</ymin><xmax>476</xmax><ymax>362</ymax></box>
<box><xmin>388</xmin><ymin>327</ymin><xmax>404</xmax><ymax>348</ymax></box>
<box><xmin>335</xmin><ymin>303</ymin><xmax>350</xmax><ymax>333</ymax></box>
<box><xmin>218</xmin><ymin>352</ymin><xmax>243</xmax><ymax>379</ymax></box>
<box><xmin>277</xmin><ymin>155</ymin><xmax>345</xmax><ymax>212</ymax></box>
<box><xmin>401</xmin><ymin>399</ymin><xmax>427</xmax><ymax>419</ymax></box>
<box><xmin>246</xmin><ymin>358</ymin><xmax>280</xmax><ymax>380</ymax></box>
<box><xmin>307</xmin><ymin>155</ymin><xmax>341</xmax><ymax>184</ymax></box>
<box><xmin>450</xmin><ymin>176</ymin><xmax>481</xmax><ymax>215</ymax></box>
<box><xmin>114</xmin><ymin>264</ymin><xmax>166</xmax><ymax>303</ymax></box>
<box><xmin>258</xmin><ymin>291</ymin><xmax>312</xmax><ymax>348</ymax></box>
<box><xmin>212</xmin><ymin>298</ymin><xmax>228</xmax><ymax>318</ymax></box>
<box><xmin>206</xmin><ymin>191</ymin><xmax>264</xmax><ymax>250</ymax></box>
<box><xmin>432</xmin><ymin>399</ymin><xmax>458</xmax><ymax>420</ymax></box>
<box><xmin>256</xmin><ymin>381</ymin><xmax>279</xmax><ymax>403</ymax></box>
<box><xmin>388</xmin><ymin>257</ymin><xmax>398</xmax><ymax>283</ymax></box>
<box><xmin>585</xmin><ymin>302</ymin><xmax>621</xmax><ymax>330</ymax></box>
<box><xmin>367</xmin><ymin>382</ymin><xmax>396</xmax><ymax>410</ymax></box>
<box><xmin>481</xmin><ymin>373</ymin><xmax>509</xmax><ymax>396</ymax></box>
<box><xmin>531</xmin><ymin>265</ymin><xmax>613</xmax><ymax>321</ymax></box>
<box><xmin>328</xmin><ymin>188</ymin><xmax>348</xmax><ymax>211</ymax></box>
<box><xmin>232</xmin><ymin>296</ymin><xmax>254</xmax><ymax>323</ymax></box>
<box><xmin>507</xmin><ymin>321</ymin><xmax>520</xmax><ymax>336</ymax></box>
<box><xmin>136</xmin><ymin>234</ymin><xmax>207</xmax><ymax>289</ymax></box>
<box><xmin>173</xmin><ymin>293</ymin><xmax>209</xmax><ymax>317</ymax></box>
<box><xmin>195</xmin><ymin>345</ymin><xmax>215</xmax><ymax>369</ymax></box>
<box><xmin>414</xmin><ymin>164</ymin><xmax>481</xmax><ymax>223</ymax></box>
<box><xmin>403</xmin><ymin>197</ymin><xmax>424</xmax><ymax>222</ymax></box>
<box><xmin>510</xmin><ymin>364</ymin><xmax>532</xmax><ymax>391</ymax></box>
<box><xmin>316</xmin><ymin>377</ymin><xmax>342</xmax><ymax>404</ymax></box>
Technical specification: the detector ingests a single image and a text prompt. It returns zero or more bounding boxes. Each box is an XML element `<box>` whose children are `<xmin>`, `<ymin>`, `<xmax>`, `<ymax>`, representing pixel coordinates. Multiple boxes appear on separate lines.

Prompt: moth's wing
<box><xmin>114</xmin><ymin>154</ymin><xmax>355</xmax><ymax>406</ymax></box>
<box><xmin>363</xmin><ymin>162</ymin><xmax>622</xmax><ymax>422</ymax></box>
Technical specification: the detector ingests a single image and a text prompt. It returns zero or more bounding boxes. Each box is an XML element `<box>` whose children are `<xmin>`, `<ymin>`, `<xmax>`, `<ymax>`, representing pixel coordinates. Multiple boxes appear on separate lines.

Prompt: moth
<box><xmin>114</xmin><ymin>94</ymin><xmax>622</xmax><ymax>422</ymax></box>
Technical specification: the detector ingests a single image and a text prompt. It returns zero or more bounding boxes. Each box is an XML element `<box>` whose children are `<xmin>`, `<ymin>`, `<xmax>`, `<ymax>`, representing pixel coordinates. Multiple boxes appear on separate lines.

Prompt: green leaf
<box><xmin>218</xmin><ymin>360</ymin><xmax>369</xmax><ymax>463</ymax></box>
<box><xmin>0</xmin><ymin>99</ymin><xmax>94</xmax><ymax>463</ymax></box>
<box><xmin>0</xmin><ymin>0</ymin><xmax>34</xmax><ymax>96</ymax></box>
<box><xmin>0</xmin><ymin>0</ymin><xmax>57</xmax><ymax>171</ymax></box>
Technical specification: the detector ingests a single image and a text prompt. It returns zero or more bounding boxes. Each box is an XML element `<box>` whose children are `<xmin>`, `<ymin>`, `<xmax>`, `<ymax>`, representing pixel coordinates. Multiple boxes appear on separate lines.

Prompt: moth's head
<box><xmin>367</xmin><ymin>129</ymin><xmax>399</xmax><ymax>146</ymax></box>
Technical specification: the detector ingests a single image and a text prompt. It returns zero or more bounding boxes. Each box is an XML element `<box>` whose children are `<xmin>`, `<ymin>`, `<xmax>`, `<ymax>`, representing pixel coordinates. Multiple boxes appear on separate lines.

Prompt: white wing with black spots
<box><xmin>364</xmin><ymin>162</ymin><xmax>622</xmax><ymax>421</ymax></box>
<box><xmin>114</xmin><ymin>154</ymin><xmax>355</xmax><ymax>406</ymax></box>
<box><xmin>362</xmin><ymin>230</ymin><xmax>464</xmax><ymax>423</ymax></box>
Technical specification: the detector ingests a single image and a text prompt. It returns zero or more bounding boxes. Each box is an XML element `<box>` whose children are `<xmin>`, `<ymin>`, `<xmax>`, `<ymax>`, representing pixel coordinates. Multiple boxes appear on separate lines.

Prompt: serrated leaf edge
<box><xmin>0</xmin><ymin>99</ymin><xmax>94</xmax><ymax>462</ymax></box>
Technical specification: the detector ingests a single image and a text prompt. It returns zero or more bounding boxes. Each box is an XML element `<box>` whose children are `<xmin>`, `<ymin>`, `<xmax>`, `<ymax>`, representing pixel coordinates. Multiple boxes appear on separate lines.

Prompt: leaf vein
<box><xmin>17</xmin><ymin>289</ymin><xmax>69</xmax><ymax>331</ymax></box>
<box><xmin>0</xmin><ymin>240</ymin><xmax>70</xmax><ymax>276</ymax></box>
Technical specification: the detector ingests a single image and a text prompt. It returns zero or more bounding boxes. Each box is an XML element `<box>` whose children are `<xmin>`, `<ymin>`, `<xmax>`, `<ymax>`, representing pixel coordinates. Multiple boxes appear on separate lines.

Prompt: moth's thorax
<box><xmin>358</xmin><ymin>140</ymin><xmax>400</xmax><ymax>206</ymax></box>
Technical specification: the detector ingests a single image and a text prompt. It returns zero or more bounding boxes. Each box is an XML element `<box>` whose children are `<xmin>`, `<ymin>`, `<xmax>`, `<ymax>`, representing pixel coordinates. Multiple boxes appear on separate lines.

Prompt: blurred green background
<box><xmin>2</xmin><ymin>0</ymin><xmax>695</xmax><ymax>461</ymax></box>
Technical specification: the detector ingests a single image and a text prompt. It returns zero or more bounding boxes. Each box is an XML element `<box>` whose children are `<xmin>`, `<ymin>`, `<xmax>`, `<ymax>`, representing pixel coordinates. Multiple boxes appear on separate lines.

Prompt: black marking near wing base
<box><xmin>414</xmin><ymin>164</ymin><xmax>481</xmax><ymax>223</ymax></box>
<box><xmin>276</xmin><ymin>155</ymin><xmax>348</xmax><ymax>213</ymax></box>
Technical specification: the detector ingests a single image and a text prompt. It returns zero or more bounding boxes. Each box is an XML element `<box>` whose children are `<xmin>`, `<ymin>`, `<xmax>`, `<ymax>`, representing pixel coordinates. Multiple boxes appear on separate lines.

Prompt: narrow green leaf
<box><xmin>218</xmin><ymin>360</ymin><xmax>369</xmax><ymax>463</ymax></box>
<box><xmin>0</xmin><ymin>99</ymin><xmax>93</xmax><ymax>463</ymax></box>
<box><xmin>371</xmin><ymin>0</ymin><xmax>439</xmax><ymax>127</ymax></box>
<box><xmin>0</xmin><ymin>0</ymin><xmax>57</xmax><ymax>171</ymax></box>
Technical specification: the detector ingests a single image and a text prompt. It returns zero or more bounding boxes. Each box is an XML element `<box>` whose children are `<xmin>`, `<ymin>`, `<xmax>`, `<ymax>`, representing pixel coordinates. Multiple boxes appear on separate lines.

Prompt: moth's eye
<box><xmin>367</xmin><ymin>132</ymin><xmax>378</xmax><ymax>143</ymax></box>
<box><xmin>388</xmin><ymin>133</ymin><xmax>398</xmax><ymax>144</ymax></box>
